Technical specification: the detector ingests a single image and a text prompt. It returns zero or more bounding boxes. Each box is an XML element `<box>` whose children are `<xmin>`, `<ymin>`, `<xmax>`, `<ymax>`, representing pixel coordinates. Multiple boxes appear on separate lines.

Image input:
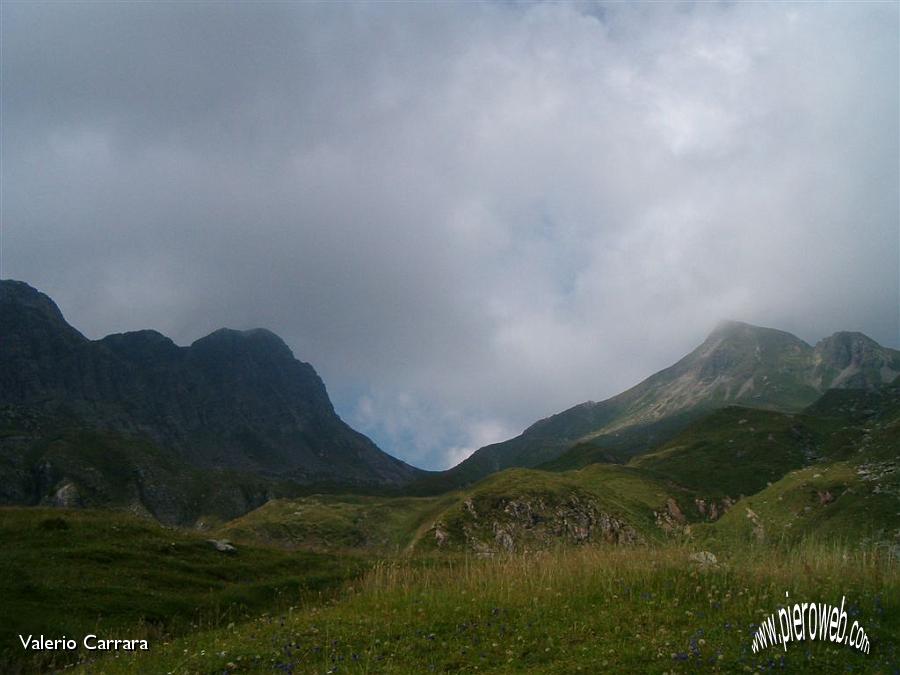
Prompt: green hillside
<box><xmin>59</xmin><ymin>378</ymin><xmax>899</xmax><ymax>672</ymax></box>
<box><xmin>217</xmin><ymin>493</ymin><xmax>457</xmax><ymax>553</ymax></box>
<box><xmin>0</xmin><ymin>508</ymin><xmax>364</xmax><ymax>674</ymax></box>
<box><xmin>416</xmin><ymin>464</ymin><xmax>691</xmax><ymax>554</ymax></box>
<box><xmin>699</xmin><ymin>381</ymin><xmax>900</xmax><ymax>548</ymax></box>
<box><xmin>629</xmin><ymin>407</ymin><xmax>850</xmax><ymax>498</ymax></box>
<box><xmin>535</xmin><ymin>440</ymin><xmax>621</xmax><ymax>472</ymax></box>
<box><xmin>699</xmin><ymin>460</ymin><xmax>899</xmax><ymax>549</ymax></box>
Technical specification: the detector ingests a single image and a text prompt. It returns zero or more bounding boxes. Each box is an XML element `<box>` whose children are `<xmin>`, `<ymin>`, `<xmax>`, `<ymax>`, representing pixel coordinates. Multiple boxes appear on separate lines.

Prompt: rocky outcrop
<box><xmin>429</xmin><ymin>492</ymin><xmax>641</xmax><ymax>556</ymax></box>
<box><xmin>693</xmin><ymin>496</ymin><xmax>734</xmax><ymax>521</ymax></box>
<box><xmin>47</xmin><ymin>481</ymin><xmax>82</xmax><ymax>508</ymax></box>
<box><xmin>817</xmin><ymin>490</ymin><xmax>835</xmax><ymax>506</ymax></box>
<box><xmin>654</xmin><ymin>497</ymin><xmax>692</xmax><ymax>535</ymax></box>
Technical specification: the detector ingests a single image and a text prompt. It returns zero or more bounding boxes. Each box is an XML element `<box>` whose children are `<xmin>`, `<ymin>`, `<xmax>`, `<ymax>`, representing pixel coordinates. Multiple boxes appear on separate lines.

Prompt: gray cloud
<box><xmin>3</xmin><ymin>1</ymin><xmax>897</xmax><ymax>469</ymax></box>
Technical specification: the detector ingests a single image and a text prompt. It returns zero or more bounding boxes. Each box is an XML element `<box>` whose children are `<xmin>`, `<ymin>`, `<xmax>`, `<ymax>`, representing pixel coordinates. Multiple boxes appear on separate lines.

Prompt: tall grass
<box><xmin>81</xmin><ymin>541</ymin><xmax>898</xmax><ymax>674</ymax></box>
<box><xmin>360</xmin><ymin>539</ymin><xmax>895</xmax><ymax>602</ymax></box>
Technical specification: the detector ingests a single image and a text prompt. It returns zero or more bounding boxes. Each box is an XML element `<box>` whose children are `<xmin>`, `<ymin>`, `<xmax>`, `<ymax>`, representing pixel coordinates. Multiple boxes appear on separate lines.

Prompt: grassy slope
<box><xmin>534</xmin><ymin>441</ymin><xmax>620</xmax><ymax>472</ymax></box>
<box><xmin>0</xmin><ymin>508</ymin><xmax>364</xmax><ymax>674</ymax></box>
<box><xmin>698</xmin><ymin>408</ymin><xmax>899</xmax><ymax>549</ymax></box>
<box><xmin>698</xmin><ymin>381</ymin><xmax>900</xmax><ymax>548</ymax></box>
<box><xmin>217</xmin><ymin>494</ymin><xmax>458</xmax><ymax>553</ymax></box>
<box><xmin>628</xmin><ymin>406</ymin><xmax>857</xmax><ymax>498</ymax></box>
<box><xmin>76</xmin><ymin>543</ymin><xmax>898</xmax><ymax>674</ymax></box>
<box><xmin>698</xmin><ymin>461</ymin><xmax>899</xmax><ymax>549</ymax></box>
<box><xmin>404</xmin><ymin>412</ymin><xmax>703</xmax><ymax>496</ymax></box>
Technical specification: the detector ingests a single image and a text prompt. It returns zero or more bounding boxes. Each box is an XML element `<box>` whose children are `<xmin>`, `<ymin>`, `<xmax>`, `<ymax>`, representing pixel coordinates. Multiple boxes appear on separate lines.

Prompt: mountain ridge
<box><xmin>4</xmin><ymin>279</ymin><xmax>898</xmax><ymax>517</ymax></box>
<box><xmin>412</xmin><ymin>319</ymin><xmax>900</xmax><ymax>492</ymax></box>
<box><xmin>0</xmin><ymin>279</ymin><xmax>424</xmax><ymax>522</ymax></box>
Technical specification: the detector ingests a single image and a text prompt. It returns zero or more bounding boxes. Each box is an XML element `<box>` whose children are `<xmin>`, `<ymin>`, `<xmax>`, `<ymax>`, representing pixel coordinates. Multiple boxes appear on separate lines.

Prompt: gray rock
<box><xmin>207</xmin><ymin>539</ymin><xmax>237</xmax><ymax>553</ymax></box>
<box><xmin>49</xmin><ymin>481</ymin><xmax>82</xmax><ymax>508</ymax></box>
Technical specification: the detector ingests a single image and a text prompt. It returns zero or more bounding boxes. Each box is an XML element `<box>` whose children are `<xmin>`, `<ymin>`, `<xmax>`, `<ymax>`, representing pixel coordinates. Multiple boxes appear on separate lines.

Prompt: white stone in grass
<box><xmin>689</xmin><ymin>551</ymin><xmax>718</xmax><ymax>566</ymax></box>
<box><xmin>207</xmin><ymin>539</ymin><xmax>237</xmax><ymax>553</ymax></box>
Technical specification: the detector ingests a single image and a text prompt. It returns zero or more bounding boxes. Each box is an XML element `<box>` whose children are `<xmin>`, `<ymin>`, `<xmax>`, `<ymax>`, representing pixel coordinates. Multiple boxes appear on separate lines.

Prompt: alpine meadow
<box><xmin>1</xmin><ymin>2</ymin><xmax>897</xmax><ymax>674</ymax></box>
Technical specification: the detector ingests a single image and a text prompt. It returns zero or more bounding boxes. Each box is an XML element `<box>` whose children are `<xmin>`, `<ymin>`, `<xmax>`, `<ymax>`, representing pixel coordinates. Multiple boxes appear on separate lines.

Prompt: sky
<box><xmin>2</xmin><ymin>1</ymin><xmax>898</xmax><ymax>470</ymax></box>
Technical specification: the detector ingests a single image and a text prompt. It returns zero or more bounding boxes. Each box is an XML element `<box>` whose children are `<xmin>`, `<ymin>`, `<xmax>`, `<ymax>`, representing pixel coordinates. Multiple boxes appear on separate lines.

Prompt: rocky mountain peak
<box><xmin>0</xmin><ymin>279</ymin><xmax>87</xmax><ymax>348</ymax></box>
<box><xmin>0</xmin><ymin>280</ymin><xmax>423</xmax><ymax>495</ymax></box>
<box><xmin>815</xmin><ymin>331</ymin><xmax>883</xmax><ymax>364</ymax></box>
<box><xmin>813</xmin><ymin>331</ymin><xmax>900</xmax><ymax>389</ymax></box>
<box><xmin>701</xmin><ymin>320</ymin><xmax>809</xmax><ymax>352</ymax></box>
<box><xmin>1</xmin><ymin>279</ymin><xmax>64</xmax><ymax>316</ymax></box>
<box><xmin>190</xmin><ymin>327</ymin><xmax>295</xmax><ymax>363</ymax></box>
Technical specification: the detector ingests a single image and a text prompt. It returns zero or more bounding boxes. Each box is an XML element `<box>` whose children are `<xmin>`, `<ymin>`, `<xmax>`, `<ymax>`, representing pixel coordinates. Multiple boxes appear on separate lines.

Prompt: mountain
<box><xmin>414</xmin><ymin>320</ymin><xmax>900</xmax><ymax>491</ymax></box>
<box><xmin>0</xmin><ymin>280</ymin><xmax>423</xmax><ymax>521</ymax></box>
<box><xmin>187</xmin><ymin>377</ymin><xmax>899</xmax><ymax>556</ymax></box>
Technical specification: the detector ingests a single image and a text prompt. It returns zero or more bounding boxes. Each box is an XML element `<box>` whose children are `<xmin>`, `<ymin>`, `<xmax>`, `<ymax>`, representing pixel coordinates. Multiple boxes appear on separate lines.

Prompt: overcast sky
<box><xmin>2</xmin><ymin>1</ymin><xmax>898</xmax><ymax>470</ymax></box>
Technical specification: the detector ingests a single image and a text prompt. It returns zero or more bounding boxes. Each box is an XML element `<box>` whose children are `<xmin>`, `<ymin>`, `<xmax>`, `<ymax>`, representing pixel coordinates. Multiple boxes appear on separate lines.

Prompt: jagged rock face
<box><xmin>0</xmin><ymin>280</ymin><xmax>422</xmax><ymax>506</ymax></box>
<box><xmin>429</xmin><ymin>492</ymin><xmax>641</xmax><ymax>555</ymax></box>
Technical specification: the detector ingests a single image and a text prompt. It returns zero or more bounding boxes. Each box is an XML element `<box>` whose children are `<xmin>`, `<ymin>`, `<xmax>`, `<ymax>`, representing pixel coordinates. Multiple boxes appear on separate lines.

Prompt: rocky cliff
<box><xmin>0</xmin><ymin>280</ymin><xmax>423</xmax><ymax>521</ymax></box>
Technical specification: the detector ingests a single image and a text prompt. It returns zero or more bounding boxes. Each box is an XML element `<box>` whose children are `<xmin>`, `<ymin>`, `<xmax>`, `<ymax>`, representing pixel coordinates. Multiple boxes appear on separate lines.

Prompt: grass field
<box><xmin>0</xmin><ymin>508</ymin><xmax>364</xmax><ymax>674</ymax></box>
<box><xmin>72</xmin><ymin>541</ymin><xmax>898</xmax><ymax>674</ymax></box>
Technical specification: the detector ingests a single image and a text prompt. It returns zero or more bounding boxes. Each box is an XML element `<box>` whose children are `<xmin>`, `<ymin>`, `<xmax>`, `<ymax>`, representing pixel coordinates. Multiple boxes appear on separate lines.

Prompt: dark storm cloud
<box><xmin>2</xmin><ymin>1</ymin><xmax>897</xmax><ymax>469</ymax></box>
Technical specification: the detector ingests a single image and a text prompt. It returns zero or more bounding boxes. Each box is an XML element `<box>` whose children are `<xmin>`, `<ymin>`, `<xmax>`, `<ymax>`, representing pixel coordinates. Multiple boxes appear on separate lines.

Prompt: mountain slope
<box><xmin>415</xmin><ymin>321</ymin><xmax>900</xmax><ymax>492</ymax></box>
<box><xmin>628</xmin><ymin>406</ymin><xmax>860</xmax><ymax>499</ymax></box>
<box><xmin>219</xmin><ymin>379</ymin><xmax>899</xmax><ymax>555</ymax></box>
<box><xmin>0</xmin><ymin>280</ymin><xmax>423</xmax><ymax>519</ymax></box>
<box><xmin>699</xmin><ymin>380</ymin><xmax>900</xmax><ymax>547</ymax></box>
